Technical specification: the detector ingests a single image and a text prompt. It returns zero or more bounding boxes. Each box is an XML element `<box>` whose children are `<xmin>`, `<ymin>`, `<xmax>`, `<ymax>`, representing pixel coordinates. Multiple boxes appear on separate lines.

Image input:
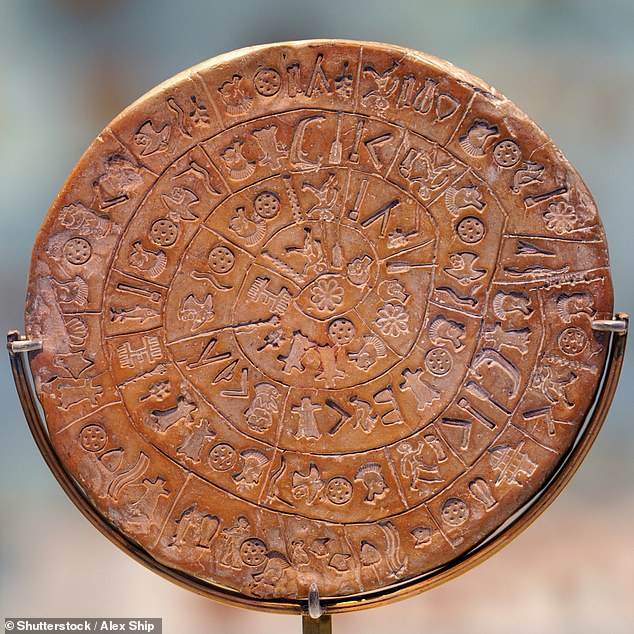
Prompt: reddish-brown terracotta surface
<box><xmin>24</xmin><ymin>40</ymin><xmax>613</xmax><ymax>606</ymax></box>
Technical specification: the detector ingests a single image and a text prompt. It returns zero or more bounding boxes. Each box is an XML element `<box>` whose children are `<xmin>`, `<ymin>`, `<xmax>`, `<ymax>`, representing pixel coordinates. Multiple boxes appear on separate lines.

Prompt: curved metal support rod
<box><xmin>6</xmin><ymin>313</ymin><xmax>628</xmax><ymax>616</ymax></box>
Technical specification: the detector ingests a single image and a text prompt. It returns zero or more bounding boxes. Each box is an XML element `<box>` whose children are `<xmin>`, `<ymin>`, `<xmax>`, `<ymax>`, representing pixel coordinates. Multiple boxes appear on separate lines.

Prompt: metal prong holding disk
<box><xmin>592</xmin><ymin>313</ymin><xmax>629</xmax><ymax>334</ymax></box>
<box><xmin>7</xmin><ymin>331</ymin><xmax>42</xmax><ymax>355</ymax></box>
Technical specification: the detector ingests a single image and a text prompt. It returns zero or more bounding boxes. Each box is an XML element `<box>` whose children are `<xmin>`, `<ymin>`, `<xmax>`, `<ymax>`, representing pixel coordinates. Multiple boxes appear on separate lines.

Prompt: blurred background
<box><xmin>1</xmin><ymin>1</ymin><xmax>633</xmax><ymax>632</ymax></box>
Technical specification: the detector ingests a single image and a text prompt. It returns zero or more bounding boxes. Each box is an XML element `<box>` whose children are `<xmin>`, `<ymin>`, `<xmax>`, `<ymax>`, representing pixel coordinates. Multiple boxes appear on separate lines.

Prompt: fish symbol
<box><xmin>109</xmin><ymin>305</ymin><xmax>158</xmax><ymax>323</ymax></box>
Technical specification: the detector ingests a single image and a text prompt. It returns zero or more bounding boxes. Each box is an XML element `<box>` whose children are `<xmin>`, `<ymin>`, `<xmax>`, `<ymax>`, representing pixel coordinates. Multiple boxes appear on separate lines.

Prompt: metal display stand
<box><xmin>8</xmin><ymin>313</ymin><xmax>627</xmax><ymax>632</ymax></box>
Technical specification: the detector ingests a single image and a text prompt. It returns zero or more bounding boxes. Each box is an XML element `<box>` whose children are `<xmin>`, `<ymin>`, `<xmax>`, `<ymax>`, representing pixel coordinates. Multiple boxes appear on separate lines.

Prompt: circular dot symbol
<box><xmin>425</xmin><ymin>347</ymin><xmax>452</xmax><ymax>376</ymax></box>
<box><xmin>253</xmin><ymin>191</ymin><xmax>281</xmax><ymax>219</ymax></box>
<box><xmin>209</xmin><ymin>443</ymin><xmax>238</xmax><ymax>471</ymax></box>
<box><xmin>208</xmin><ymin>245</ymin><xmax>236</xmax><ymax>274</ymax></box>
<box><xmin>326</xmin><ymin>477</ymin><xmax>353</xmax><ymax>505</ymax></box>
<box><xmin>253</xmin><ymin>68</ymin><xmax>282</xmax><ymax>96</ymax></box>
<box><xmin>328</xmin><ymin>318</ymin><xmax>357</xmax><ymax>345</ymax></box>
<box><xmin>456</xmin><ymin>216</ymin><xmax>485</xmax><ymax>244</ymax></box>
<box><xmin>240</xmin><ymin>538</ymin><xmax>268</xmax><ymax>566</ymax></box>
<box><xmin>64</xmin><ymin>238</ymin><xmax>92</xmax><ymax>265</ymax></box>
<box><xmin>493</xmin><ymin>140</ymin><xmax>521</xmax><ymax>167</ymax></box>
<box><xmin>558</xmin><ymin>326</ymin><xmax>588</xmax><ymax>355</ymax></box>
<box><xmin>150</xmin><ymin>218</ymin><xmax>179</xmax><ymax>246</ymax></box>
<box><xmin>79</xmin><ymin>424</ymin><xmax>108</xmax><ymax>452</ymax></box>
<box><xmin>441</xmin><ymin>498</ymin><xmax>469</xmax><ymax>526</ymax></box>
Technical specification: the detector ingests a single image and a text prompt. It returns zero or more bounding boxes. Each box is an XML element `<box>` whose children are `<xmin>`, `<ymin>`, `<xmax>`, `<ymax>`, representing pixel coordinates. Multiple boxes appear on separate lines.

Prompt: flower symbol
<box><xmin>310</xmin><ymin>278</ymin><xmax>344</xmax><ymax>312</ymax></box>
<box><xmin>375</xmin><ymin>303</ymin><xmax>409</xmax><ymax>336</ymax></box>
<box><xmin>543</xmin><ymin>201</ymin><xmax>577</xmax><ymax>235</ymax></box>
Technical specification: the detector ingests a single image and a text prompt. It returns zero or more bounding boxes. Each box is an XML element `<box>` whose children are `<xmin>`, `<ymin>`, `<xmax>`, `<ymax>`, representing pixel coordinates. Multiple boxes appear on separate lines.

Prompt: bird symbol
<box><xmin>161</xmin><ymin>186</ymin><xmax>199</xmax><ymax>221</ymax></box>
<box><xmin>443</xmin><ymin>252</ymin><xmax>487</xmax><ymax>285</ymax></box>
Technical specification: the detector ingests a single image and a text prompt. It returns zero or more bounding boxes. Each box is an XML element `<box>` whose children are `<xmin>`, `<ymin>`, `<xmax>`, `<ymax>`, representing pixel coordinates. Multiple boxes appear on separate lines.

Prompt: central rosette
<box><xmin>270</xmin><ymin>222</ymin><xmax>377</xmax><ymax>321</ymax></box>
